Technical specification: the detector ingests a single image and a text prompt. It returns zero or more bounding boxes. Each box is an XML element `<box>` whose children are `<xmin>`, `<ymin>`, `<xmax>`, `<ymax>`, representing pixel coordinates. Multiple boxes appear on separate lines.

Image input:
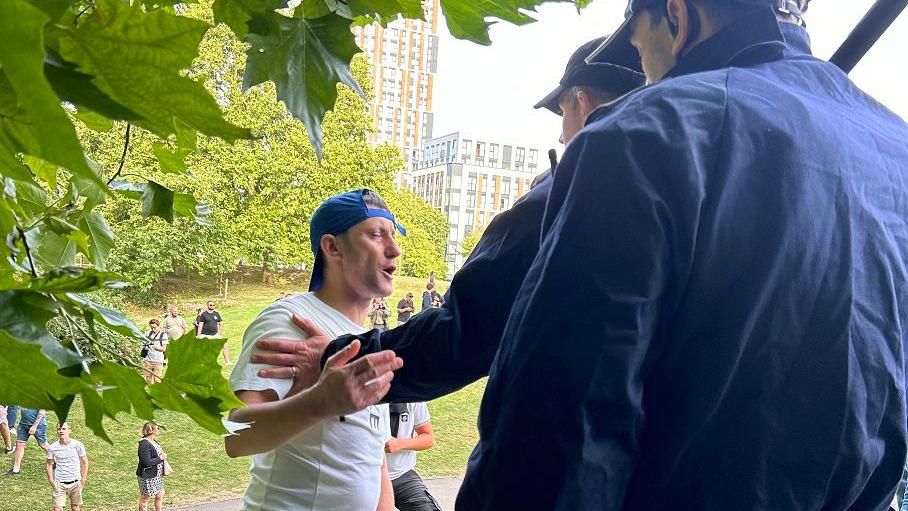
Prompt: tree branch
<box><xmin>17</xmin><ymin>227</ymin><xmax>39</xmax><ymax>278</ymax></box>
<box><xmin>107</xmin><ymin>123</ymin><xmax>132</xmax><ymax>185</ymax></box>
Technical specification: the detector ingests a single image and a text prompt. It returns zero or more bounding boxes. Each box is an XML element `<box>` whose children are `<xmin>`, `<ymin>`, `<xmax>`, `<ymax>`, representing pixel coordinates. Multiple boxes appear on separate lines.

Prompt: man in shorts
<box><xmin>225</xmin><ymin>189</ymin><xmax>406</xmax><ymax>510</ymax></box>
<box><xmin>8</xmin><ymin>407</ymin><xmax>50</xmax><ymax>474</ymax></box>
<box><xmin>45</xmin><ymin>422</ymin><xmax>88</xmax><ymax>511</ymax></box>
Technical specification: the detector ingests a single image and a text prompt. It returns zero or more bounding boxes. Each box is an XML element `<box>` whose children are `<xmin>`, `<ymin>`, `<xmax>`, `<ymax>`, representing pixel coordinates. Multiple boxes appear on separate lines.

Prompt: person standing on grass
<box><xmin>45</xmin><ymin>422</ymin><xmax>88</xmax><ymax>511</ymax></box>
<box><xmin>225</xmin><ymin>189</ymin><xmax>405</xmax><ymax>511</ymax></box>
<box><xmin>420</xmin><ymin>282</ymin><xmax>434</xmax><ymax>312</ymax></box>
<box><xmin>386</xmin><ymin>402</ymin><xmax>440</xmax><ymax>511</ymax></box>
<box><xmin>142</xmin><ymin>319</ymin><xmax>169</xmax><ymax>385</ymax></box>
<box><xmin>0</xmin><ymin>405</ymin><xmax>13</xmax><ymax>455</ymax></box>
<box><xmin>369</xmin><ymin>297</ymin><xmax>390</xmax><ymax>333</ymax></box>
<box><xmin>137</xmin><ymin>422</ymin><xmax>167</xmax><ymax>511</ymax></box>
<box><xmin>397</xmin><ymin>293</ymin><xmax>415</xmax><ymax>325</ymax></box>
<box><xmin>163</xmin><ymin>305</ymin><xmax>188</xmax><ymax>342</ymax></box>
<box><xmin>197</xmin><ymin>300</ymin><xmax>229</xmax><ymax>365</ymax></box>
<box><xmin>7</xmin><ymin>407</ymin><xmax>50</xmax><ymax>475</ymax></box>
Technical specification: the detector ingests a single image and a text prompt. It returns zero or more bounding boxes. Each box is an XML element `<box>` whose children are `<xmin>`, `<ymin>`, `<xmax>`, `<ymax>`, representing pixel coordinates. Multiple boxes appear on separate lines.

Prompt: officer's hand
<box><xmin>311</xmin><ymin>340</ymin><xmax>403</xmax><ymax>418</ymax></box>
<box><xmin>254</xmin><ymin>314</ymin><xmax>331</xmax><ymax>397</ymax></box>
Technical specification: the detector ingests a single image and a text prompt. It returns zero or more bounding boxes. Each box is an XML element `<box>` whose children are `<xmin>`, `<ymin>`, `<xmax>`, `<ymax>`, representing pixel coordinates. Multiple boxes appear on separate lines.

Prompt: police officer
<box><xmin>459</xmin><ymin>1</ymin><xmax>908</xmax><ymax>509</ymax></box>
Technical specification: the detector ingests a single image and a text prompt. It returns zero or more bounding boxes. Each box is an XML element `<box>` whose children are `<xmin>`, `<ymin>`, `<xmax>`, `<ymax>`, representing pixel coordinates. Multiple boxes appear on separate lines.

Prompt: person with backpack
<box><xmin>142</xmin><ymin>319</ymin><xmax>169</xmax><ymax>384</ymax></box>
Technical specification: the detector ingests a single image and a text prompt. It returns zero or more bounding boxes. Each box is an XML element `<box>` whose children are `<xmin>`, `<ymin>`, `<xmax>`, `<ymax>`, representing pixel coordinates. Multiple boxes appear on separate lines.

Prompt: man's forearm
<box><xmin>395</xmin><ymin>433</ymin><xmax>434</xmax><ymax>452</ymax></box>
<box><xmin>81</xmin><ymin>458</ymin><xmax>88</xmax><ymax>482</ymax></box>
<box><xmin>225</xmin><ymin>390</ymin><xmax>331</xmax><ymax>457</ymax></box>
<box><xmin>45</xmin><ymin>463</ymin><xmax>54</xmax><ymax>486</ymax></box>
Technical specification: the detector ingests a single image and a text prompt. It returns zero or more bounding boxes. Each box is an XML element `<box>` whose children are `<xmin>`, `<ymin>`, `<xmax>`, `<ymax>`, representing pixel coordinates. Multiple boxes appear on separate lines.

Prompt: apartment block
<box><xmin>355</xmin><ymin>0</ymin><xmax>440</xmax><ymax>169</ymax></box>
<box><xmin>408</xmin><ymin>132</ymin><xmax>545</xmax><ymax>277</ymax></box>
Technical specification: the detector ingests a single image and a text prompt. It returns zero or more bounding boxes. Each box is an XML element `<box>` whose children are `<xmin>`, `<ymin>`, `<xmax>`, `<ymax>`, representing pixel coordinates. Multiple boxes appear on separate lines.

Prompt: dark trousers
<box><xmin>392</xmin><ymin>469</ymin><xmax>442</xmax><ymax>511</ymax></box>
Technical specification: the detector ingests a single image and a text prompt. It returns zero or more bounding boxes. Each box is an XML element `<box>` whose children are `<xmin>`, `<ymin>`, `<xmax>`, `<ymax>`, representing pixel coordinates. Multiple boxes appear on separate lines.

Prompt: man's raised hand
<box><xmin>312</xmin><ymin>340</ymin><xmax>403</xmax><ymax>418</ymax></box>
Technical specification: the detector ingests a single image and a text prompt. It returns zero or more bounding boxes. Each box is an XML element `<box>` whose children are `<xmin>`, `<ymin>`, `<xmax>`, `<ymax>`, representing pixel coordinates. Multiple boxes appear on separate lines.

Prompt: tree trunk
<box><xmin>261</xmin><ymin>251</ymin><xmax>271</xmax><ymax>284</ymax></box>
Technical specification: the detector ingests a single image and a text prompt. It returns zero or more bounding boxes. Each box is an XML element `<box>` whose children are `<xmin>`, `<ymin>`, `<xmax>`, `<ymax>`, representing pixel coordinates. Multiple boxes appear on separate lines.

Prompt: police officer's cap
<box><xmin>534</xmin><ymin>36</ymin><xmax>646</xmax><ymax>115</ymax></box>
<box><xmin>586</xmin><ymin>0</ymin><xmax>807</xmax><ymax>69</ymax></box>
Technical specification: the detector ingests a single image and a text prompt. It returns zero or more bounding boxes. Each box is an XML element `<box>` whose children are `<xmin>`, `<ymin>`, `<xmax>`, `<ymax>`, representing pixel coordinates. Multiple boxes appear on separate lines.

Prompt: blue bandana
<box><xmin>309</xmin><ymin>189</ymin><xmax>406</xmax><ymax>291</ymax></box>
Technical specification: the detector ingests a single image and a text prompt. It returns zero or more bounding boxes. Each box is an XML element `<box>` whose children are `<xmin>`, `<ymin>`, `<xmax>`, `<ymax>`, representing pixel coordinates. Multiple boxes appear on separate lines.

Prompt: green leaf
<box><xmin>440</xmin><ymin>0</ymin><xmax>542</xmax><ymax>45</ymax></box>
<box><xmin>142</xmin><ymin>181</ymin><xmax>175</xmax><ymax>222</ymax></box>
<box><xmin>0</xmin><ymin>330</ymin><xmax>88</xmax><ymax>410</ymax></box>
<box><xmin>0</xmin><ymin>1</ymin><xmax>101</xmax><ymax>185</ymax></box>
<box><xmin>34</xmin><ymin>227</ymin><xmax>78</xmax><ymax>268</ymax></box>
<box><xmin>174</xmin><ymin>192</ymin><xmax>211</xmax><ymax>224</ymax></box>
<box><xmin>174</xmin><ymin>120</ymin><xmax>198</xmax><ymax>151</ymax></box>
<box><xmin>213</xmin><ymin>0</ymin><xmax>289</xmax><ymax>39</ymax></box>
<box><xmin>44</xmin><ymin>50</ymin><xmax>144</xmax><ymax>122</ymax></box>
<box><xmin>109</xmin><ymin>180</ymin><xmax>145</xmax><ymax>201</ymax></box>
<box><xmin>91</xmin><ymin>362</ymin><xmax>156</xmax><ymax>420</ymax></box>
<box><xmin>244</xmin><ymin>10</ymin><xmax>363</xmax><ymax>158</ymax></box>
<box><xmin>328</xmin><ymin>0</ymin><xmax>424</xmax><ymax>21</ymax></box>
<box><xmin>63</xmin><ymin>292</ymin><xmax>147</xmax><ymax>342</ymax></box>
<box><xmin>23</xmin><ymin>155</ymin><xmax>59</xmax><ymax>191</ymax></box>
<box><xmin>73</xmin><ymin>109</ymin><xmax>113</xmax><ymax>132</ymax></box>
<box><xmin>78</xmin><ymin>211</ymin><xmax>115</xmax><ymax>269</ymax></box>
<box><xmin>0</xmin><ymin>266</ymin><xmax>127</xmax><ymax>293</ymax></box>
<box><xmin>70</xmin><ymin>158</ymin><xmax>107</xmax><ymax>211</ymax></box>
<box><xmin>152</xmin><ymin>143</ymin><xmax>190</xmax><ymax>174</ymax></box>
<box><xmin>25</xmin><ymin>0</ymin><xmax>73</xmax><ymax>21</ymax></box>
<box><xmin>79</xmin><ymin>386</ymin><xmax>114</xmax><ymax>443</ymax></box>
<box><xmin>58</xmin><ymin>0</ymin><xmax>251</xmax><ymax>142</ymax></box>
<box><xmin>147</xmin><ymin>335</ymin><xmax>244</xmax><ymax>434</ymax></box>
<box><xmin>0</xmin><ymin>290</ymin><xmax>85</xmax><ymax>368</ymax></box>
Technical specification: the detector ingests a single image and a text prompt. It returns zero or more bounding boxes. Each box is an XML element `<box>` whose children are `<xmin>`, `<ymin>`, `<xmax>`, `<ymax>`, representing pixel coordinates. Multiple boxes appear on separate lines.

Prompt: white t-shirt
<box><xmin>143</xmin><ymin>331</ymin><xmax>168</xmax><ymax>363</ymax></box>
<box><xmin>387</xmin><ymin>402</ymin><xmax>431</xmax><ymax>480</ymax></box>
<box><xmin>230</xmin><ymin>293</ymin><xmax>391</xmax><ymax>511</ymax></box>
<box><xmin>47</xmin><ymin>439</ymin><xmax>86</xmax><ymax>482</ymax></box>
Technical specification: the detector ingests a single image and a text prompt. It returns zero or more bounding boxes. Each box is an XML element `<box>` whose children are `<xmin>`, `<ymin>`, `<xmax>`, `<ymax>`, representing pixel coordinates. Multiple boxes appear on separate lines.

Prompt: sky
<box><xmin>430</xmin><ymin>0</ymin><xmax>908</xmax><ymax>153</ymax></box>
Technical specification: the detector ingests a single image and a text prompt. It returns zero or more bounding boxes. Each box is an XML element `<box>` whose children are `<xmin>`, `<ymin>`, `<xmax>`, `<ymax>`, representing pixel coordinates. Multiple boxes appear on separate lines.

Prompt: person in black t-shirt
<box><xmin>397</xmin><ymin>293</ymin><xmax>415</xmax><ymax>324</ymax></box>
<box><xmin>196</xmin><ymin>300</ymin><xmax>230</xmax><ymax>365</ymax></box>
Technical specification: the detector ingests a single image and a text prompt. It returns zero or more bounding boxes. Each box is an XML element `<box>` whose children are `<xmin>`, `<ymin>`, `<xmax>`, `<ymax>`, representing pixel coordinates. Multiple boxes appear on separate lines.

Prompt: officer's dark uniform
<box><xmin>458</xmin><ymin>4</ymin><xmax>908</xmax><ymax>511</ymax></box>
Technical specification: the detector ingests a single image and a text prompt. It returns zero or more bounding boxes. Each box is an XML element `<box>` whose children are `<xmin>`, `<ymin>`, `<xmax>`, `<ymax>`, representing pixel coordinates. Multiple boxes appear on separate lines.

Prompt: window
<box><xmin>475</xmin><ymin>142</ymin><xmax>485</xmax><ymax>161</ymax></box>
<box><xmin>467</xmin><ymin>173</ymin><xmax>477</xmax><ymax>192</ymax></box>
<box><xmin>502</xmin><ymin>178</ymin><xmax>511</xmax><ymax>195</ymax></box>
<box><xmin>529</xmin><ymin>149</ymin><xmax>538</xmax><ymax>165</ymax></box>
<box><xmin>502</xmin><ymin>145</ymin><xmax>512</xmax><ymax>169</ymax></box>
<box><xmin>489</xmin><ymin>143</ymin><xmax>499</xmax><ymax>162</ymax></box>
<box><xmin>516</xmin><ymin>147</ymin><xmax>526</xmax><ymax>163</ymax></box>
<box><xmin>462</xmin><ymin>139</ymin><xmax>472</xmax><ymax>160</ymax></box>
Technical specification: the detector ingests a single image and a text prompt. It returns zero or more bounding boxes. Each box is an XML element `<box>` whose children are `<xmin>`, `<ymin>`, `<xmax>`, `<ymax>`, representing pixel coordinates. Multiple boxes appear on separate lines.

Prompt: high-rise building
<box><xmin>354</xmin><ymin>0</ymin><xmax>440</xmax><ymax>169</ymax></box>
<box><xmin>408</xmin><ymin>131</ymin><xmax>545</xmax><ymax>277</ymax></box>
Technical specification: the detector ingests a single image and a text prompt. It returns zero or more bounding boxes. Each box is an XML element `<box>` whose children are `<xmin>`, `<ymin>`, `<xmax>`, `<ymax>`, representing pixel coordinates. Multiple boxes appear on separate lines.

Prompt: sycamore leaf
<box><xmin>0</xmin><ymin>330</ymin><xmax>88</xmax><ymax>410</ymax></box>
<box><xmin>73</xmin><ymin>109</ymin><xmax>114</xmax><ymax>133</ymax></box>
<box><xmin>34</xmin><ymin>227</ymin><xmax>78</xmax><ymax>269</ymax></box>
<box><xmin>25</xmin><ymin>0</ymin><xmax>73</xmax><ymax>21</ymax></box>
<box><xmin>152</xmin><ymin>143</ymin><xmax>190</xmax><ymax>174</ymax></box>
<box><xmin>142</xmin><ymin>181</ymin><xmax>175</xmax><ymax>222</ymax></box>
<box><xmin>440</xmin><ymin>0</ymin><xmax>544</xmax><ymax>45</ymax></box>
<box><xmin>0</xmin><ymin>1</ymin><xmax>102</xmax><ymax>186</ymax></box>
<box><xmin>44</xmin><ymin>51</ymin><xmax>144</xmax><ymax>122</ymax></box>
<box><xmin>0</xmin><ymin>290</ymin><xmax>85</xmax><ymax>368</ymax></box>
<box><xmin>174</xmin><ymin>191</ymin><xmax>212</xmax><ymax>224</ymax></box>
<box><xmin>58</xmin><ymin>0</ymin><xmax>250</xmax><ymax>142</ymax></box>
<box><xmin>108</xmin><ymin>180</ymin><xmax>145</xmax><ymax>201</ymax></box>
<box><xmin>23</xmin><ymin>156</ymin><xmax>59</xmax><ymax>191</ymax></box>
<box><xmin>148</xmin><ymin>335</ymin><xmax>244</xmax><ymax>434</ymax></box>
<box><xmin>212</xmin><ymin>0</ymin><xmax>288</xmax><ymax>39</ymax></box>
<box><xmin>91</xmin><ymin>362</ymin><xmax>157</xmax><ymax>420</ymax></box>
<box><xmin>63</xmin><ymin>292</ymin><xmax>147</xmax><ymax>342</ymax></box>
<box><xmin>77</xmin><ymin>212</ymin><xmax>115</xmax><ymax>269</ymax></box>
<box><xmin>174</xmin><ymin>120</ymin><xmax>198</xmax><ymax>151</ymax></box>
<box><xmin>244</xmin><ymin>10</ymin><xmax>363</xmax><ymax>158</ymax></box>
<box><xmin>306</xmin><ymin>0</ymin><xmax>424</xmax><ymax>21</ymax></box>
<box><xmin>0</xmin><ymin>266</ymin><xmax>127</xmax><ymax>293</ymax></box>
<box><xmin>79</xmin><ymin>386</ymin><xmax>114</xmax><ymax>443</ymax></box>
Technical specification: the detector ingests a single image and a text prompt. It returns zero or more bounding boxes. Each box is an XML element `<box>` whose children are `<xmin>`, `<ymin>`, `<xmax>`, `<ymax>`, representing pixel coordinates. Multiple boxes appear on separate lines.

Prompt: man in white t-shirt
<box><xmin>226</xmin><ymin>189</ymin><xmax>407</xmax><ymax>511</ymax></box>
<box><xmin>45</xmin><ymin>422</ymin><xmax>88</xmax><ymax>511</ymax></box>
<box><xmin>386</xmin><ymin>402</ymin><xmax>441</xmax><ymax>511</ymax></box>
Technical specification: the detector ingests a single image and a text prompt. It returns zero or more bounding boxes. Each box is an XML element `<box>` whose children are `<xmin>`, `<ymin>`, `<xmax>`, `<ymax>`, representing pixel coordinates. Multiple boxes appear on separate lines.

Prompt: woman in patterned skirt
<box><xmin>136</xmin><ymin>422</ymin><xmax>167</xmax><ymax>511</ymax></box>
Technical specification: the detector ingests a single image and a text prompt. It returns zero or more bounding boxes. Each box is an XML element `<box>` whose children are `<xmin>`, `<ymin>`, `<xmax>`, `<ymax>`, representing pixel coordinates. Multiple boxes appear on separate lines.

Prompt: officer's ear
<box><xmin>665</xmin><ymin>0</ymin><xmax>693</xmax><ymax>57</ymax></box>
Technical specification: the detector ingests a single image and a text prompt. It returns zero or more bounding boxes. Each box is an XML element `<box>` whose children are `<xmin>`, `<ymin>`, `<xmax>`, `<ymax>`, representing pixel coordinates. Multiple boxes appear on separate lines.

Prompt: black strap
<box><xmin>389</xmin><ymin>403</ymin><xmax>408</xmax><ymax>438</ymax></box>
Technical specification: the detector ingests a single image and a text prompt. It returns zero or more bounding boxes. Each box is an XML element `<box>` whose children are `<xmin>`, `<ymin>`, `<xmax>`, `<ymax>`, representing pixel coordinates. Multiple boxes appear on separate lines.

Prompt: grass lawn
<box><xmin>2</xmin><ymin>277</ymin><xmax>482</xmax><ymax>510</ymax></box>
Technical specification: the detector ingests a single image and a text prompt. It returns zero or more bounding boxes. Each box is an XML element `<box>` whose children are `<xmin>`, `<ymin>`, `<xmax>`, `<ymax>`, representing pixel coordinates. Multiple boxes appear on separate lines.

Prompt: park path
<box><xmin>172</xmin><ymin>475</ymin><xmax>463</xmax><ymax>510</ymax></box>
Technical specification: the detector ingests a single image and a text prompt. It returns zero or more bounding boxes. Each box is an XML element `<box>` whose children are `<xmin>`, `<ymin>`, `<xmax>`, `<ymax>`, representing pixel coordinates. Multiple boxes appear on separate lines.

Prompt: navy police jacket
<box><xmin>458</xmin><ymin>9</ymin><xmax>908</xmax><ymax>511</ymax></box>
